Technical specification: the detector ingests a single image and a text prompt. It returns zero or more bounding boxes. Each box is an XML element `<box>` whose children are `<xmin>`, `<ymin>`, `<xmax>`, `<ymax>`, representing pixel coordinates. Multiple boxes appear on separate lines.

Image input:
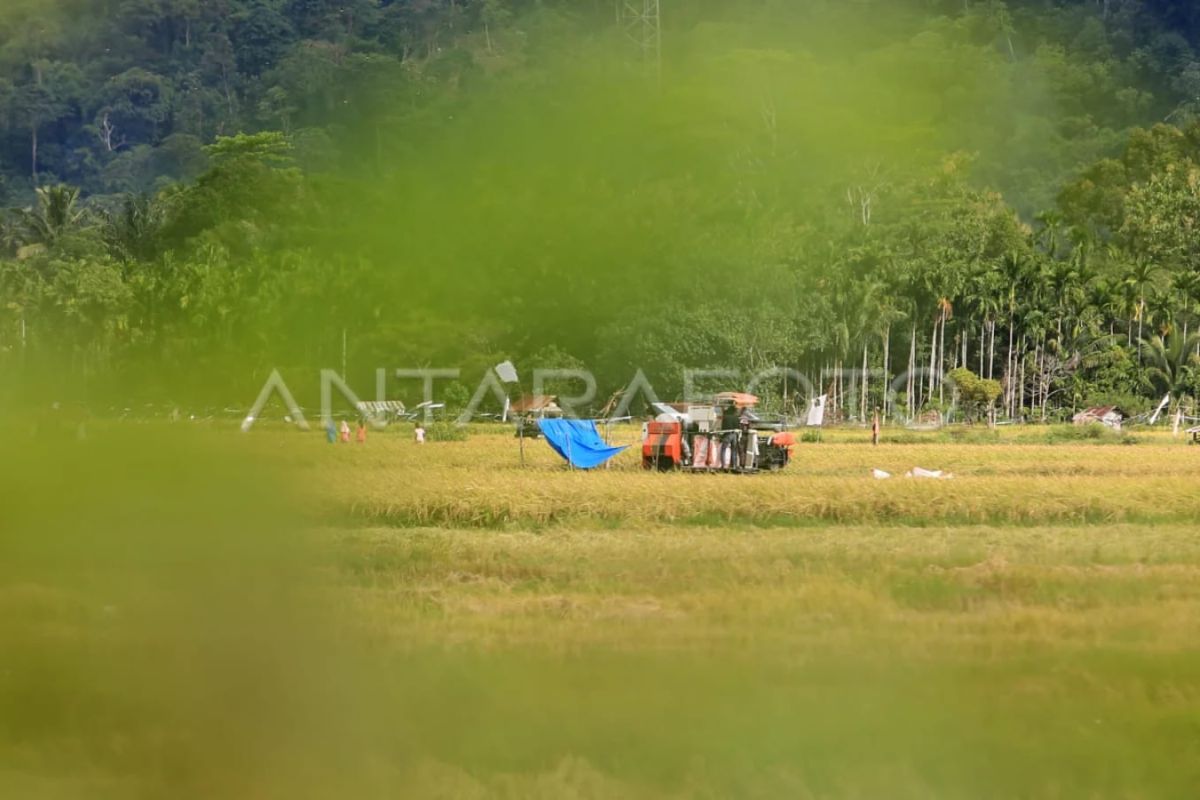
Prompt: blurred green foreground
<box><xmin>2</xmin><ymin>427</ymin><xmax>1199</xmax><ymax>799</ymax></box>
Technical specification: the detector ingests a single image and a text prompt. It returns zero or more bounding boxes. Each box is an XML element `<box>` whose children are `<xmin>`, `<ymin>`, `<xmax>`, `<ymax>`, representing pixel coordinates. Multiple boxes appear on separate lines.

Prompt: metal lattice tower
<box><xmin>617</xmin><ymin>0</ymin><xmax>661</xmax><ymax>75</ymax></box>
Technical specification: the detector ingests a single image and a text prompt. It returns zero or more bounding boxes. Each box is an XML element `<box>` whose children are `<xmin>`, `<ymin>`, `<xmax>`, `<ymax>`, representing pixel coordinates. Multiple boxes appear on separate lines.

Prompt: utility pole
<box><xmin>617</xmin><ymin>0</ymin><xmax>661</xmax><ymax>79</ymax></box>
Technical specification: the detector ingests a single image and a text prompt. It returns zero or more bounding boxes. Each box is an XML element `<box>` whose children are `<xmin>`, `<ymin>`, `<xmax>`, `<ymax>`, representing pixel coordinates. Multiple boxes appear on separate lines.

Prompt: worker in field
<box><xmin>739</xmin><ymin>409</ymin><xmax>757</xmax><ymax>469</ymax></box>
<box><xmin>720</xmin><ymin>400</ymin><xmax>740</xmax><ymax>469</ymax></box>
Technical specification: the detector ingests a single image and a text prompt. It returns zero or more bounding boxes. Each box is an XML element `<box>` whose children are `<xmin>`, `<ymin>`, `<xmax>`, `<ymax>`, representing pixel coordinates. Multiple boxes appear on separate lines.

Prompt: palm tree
<box><xmin>1048</xmin><ymin>257</ymin><xmax>1081</xmax><ymax>342</ymax></box>
<box><xmin>1061</xmin><ymin>233</ymin><xmax>1096</xmax><ymax>341</ymax></box>
<box><xmin>15</xmin><ymin>184</ymin><xmax>89</xmax><ymax>253</ymax></box>
<box><xmin>999</xmin><ymin>250</ymin><xmax>1027</xmax><ymax>417</ymax></box>
<box><xmin>1022</xmin><ymin>307</ymin><xmax>1051</xmax><ymax>420</ymax></box>
<box><xmin>103</xmin><ymin>193</ymin><xmax>165</xmax><ymax>263</ymax></box>
<box><xmin>0</xmin><ymin>210</ymin><xmax>22</xmax><ymax>253</ymax></box>
<box><xmin>934</xmin><ymin>296</ymin><xmax>953</xmax><ymax>405</ymax></box>
<box><xmin>1089</xmin><ymin>277</ymin><xmax>1124</xmax><ymax>338</ymax></box>
<box><xmin>963</xmin><ymin>270</ymin><xmax>1002</xmax><ymax>380</ymax></box>
<box><xmin>1117</xmin><ymin>279</ymin><xmax>1141</xmax><ymax>346</ymax></box>
<box><xmin>1172</xmin><ymin>271</ymin><xmax>1200</xmax><ymax>342</ymax></box>
<box><xmin>1012</xmin><ymin>252</ymin><xmax>1056</xmax><ymax>418</ymax></box>
<box><xmin>1124</xmin><ymin>257</ymin><xmax>1162</xmax><ymax>349</ymax></box>
<box><xmin>854</xmin><ymin>280</ymin><xmax>883</xmax><ymax>422</ymax></box>
<box><xmin>826</xmin><ymin>275</ymin><xmax>854</xmax><ymax>418</ymax></box>
<box><xmin>1035</xmin><ymin>210</ymin><xmax>1065</xmax><ymax>260</ymax></box>
<box><xmin>848</xmin><ymin>278</ymin><xmax>904</xmax><ymax>421</ymax></box>
<box><xmin>1146</xmin><ymin>287</ymin><xmax>1176</xmax><ymax>337</ymax></box>
<box><xmin>872</xmin><ymin>289</ymin><xmax>907</xmax><ymax>417</ymax></box>
<box><xmin>1140</xmin><ymin>331</ymin><xmax>1200</xmax><ymax>436</ymax></box>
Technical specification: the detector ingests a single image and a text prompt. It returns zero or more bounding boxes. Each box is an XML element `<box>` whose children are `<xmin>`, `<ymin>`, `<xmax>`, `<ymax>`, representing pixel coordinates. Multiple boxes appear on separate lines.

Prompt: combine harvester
<box><xmin>643</xmin><ymin>392</ymin><xmax>796</xmax><ymax>473</ymax></box>
<box><xmin>530</xmin><ymin>393</ymin><xmax>796</xmax><ymax>473</ymax></box>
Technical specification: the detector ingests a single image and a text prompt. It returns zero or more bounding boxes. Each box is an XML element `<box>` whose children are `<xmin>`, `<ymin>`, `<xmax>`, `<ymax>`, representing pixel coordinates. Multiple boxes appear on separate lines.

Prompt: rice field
<box><xmin>314</xmin><ymin>424</ymin><xmax>1200</xmax><ymax>797</ymax></box>
<box><xmin>312</xmin><ymin>423</ymin><xmax>1200</xmax><ymax>529</ymax></box>
<box><xmin>5</xmin><ymin>423</ymin><xmax>1200</xmax><ymax>798</ymax></box>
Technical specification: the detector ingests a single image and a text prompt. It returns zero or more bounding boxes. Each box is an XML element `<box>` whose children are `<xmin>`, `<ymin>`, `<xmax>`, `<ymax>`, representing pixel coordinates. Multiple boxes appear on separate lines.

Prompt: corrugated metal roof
<box><xmin>511</xmin><ymin>394</ymin><xmax>559</xmax><ymax>413</ymax></box>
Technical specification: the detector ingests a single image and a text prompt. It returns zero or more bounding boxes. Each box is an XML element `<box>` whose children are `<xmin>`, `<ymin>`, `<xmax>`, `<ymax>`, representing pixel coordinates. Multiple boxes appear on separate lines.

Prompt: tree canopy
<box><xmin>6</xmin><ymin>1</ymin><xmax>1200</xmax><ymax>419</ymax></box>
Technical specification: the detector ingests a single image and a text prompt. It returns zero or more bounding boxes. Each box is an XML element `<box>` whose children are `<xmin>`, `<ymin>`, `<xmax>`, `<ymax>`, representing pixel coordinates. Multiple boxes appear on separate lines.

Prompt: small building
<box><xmin>355</xmin><ymin>399</ymin><xmax>407</xmax><ymax>422</ymax></box>
<box><xmin>1073</xmin><ymin>406</ymin><xmax>1124</xmax><ymax>431</ymax></box>
<box><xmin>714</xmin><ymin>392</ymin><xmax>760</xmax><ymax>409</ymax></box>
<box><xmin>510</xmin><ymin>394</ymin><xmax>562</xmax><ymax>418</ymax></box>
<box><xmin>511</xmin><ymin>395</ymin><xmax>562</xmax><ymax>439</ymax></box>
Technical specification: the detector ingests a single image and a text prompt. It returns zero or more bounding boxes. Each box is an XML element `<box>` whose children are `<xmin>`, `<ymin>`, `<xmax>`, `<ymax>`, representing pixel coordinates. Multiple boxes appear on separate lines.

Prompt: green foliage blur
<box><xmin>0</xmin><ymin>428</ymin><xmax>390</xmax><ymax>799</ymax></box>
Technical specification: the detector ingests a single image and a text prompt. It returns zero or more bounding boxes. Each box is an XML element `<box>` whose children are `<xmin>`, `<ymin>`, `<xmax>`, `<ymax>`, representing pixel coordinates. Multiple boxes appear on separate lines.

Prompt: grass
<box><xmin>4</xmin><ymin>423</ymin><xmax>1200</xmax><ymax>798</ymax></box>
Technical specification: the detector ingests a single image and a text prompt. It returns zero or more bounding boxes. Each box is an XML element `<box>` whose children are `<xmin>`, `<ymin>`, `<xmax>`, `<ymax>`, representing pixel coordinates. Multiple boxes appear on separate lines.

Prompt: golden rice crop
<box><xmin>333</xmin><ymin>521</ymin><xmax>1200</xmax><ymax>656</ymax></box>
<box><xmin>273</xmin><ymin>425</ymin><xmax>1200</xmax><ymax>528</ymax></box>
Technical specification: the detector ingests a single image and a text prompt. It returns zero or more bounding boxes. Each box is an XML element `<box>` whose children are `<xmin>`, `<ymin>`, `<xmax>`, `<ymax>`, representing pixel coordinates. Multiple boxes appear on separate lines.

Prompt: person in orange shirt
<box><xmin>356</xmin><ymin>419</ymin><xmax>367</xmax><ymax>443</ymax></box>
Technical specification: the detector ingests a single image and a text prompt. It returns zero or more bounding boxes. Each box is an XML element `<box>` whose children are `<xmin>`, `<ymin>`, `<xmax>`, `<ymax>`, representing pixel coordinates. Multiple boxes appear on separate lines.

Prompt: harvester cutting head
<box><xmin>643</xmin><ymin>420</ymin><xmax>684</xmax><ymax>471</ymax></box>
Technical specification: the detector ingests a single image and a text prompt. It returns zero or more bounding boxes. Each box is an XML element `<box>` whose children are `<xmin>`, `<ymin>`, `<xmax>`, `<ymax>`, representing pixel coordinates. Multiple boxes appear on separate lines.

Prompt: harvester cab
<box><xmin>642</xmin><ymin>393</ymin><xmax>796</xmax><ymax>473</ymax></box>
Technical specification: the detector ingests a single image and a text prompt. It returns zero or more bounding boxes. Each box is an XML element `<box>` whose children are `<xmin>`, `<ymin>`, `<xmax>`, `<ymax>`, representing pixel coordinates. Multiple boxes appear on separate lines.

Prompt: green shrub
<box><xmin>424</xmin><ymin>421</ymin><xmax>469</xmax><ymax>442</ymax></box>
<box><xmin>946</xmin><ymin>368</ymin><xmax>1001</xmax><ymax>423</ymax></box>
<box><xmin>1044</xmin><ymin>424</ymin><xmax>1133</xmax><ymax>444</ymax></box>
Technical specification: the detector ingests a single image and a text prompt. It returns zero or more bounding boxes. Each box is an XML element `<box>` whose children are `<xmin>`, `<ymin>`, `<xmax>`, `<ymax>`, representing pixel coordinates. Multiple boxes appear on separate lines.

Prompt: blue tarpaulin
<box><xmin>537</xmin><ymin>419</ymin><xmax>628</xmax><ymax>469</ymax></box>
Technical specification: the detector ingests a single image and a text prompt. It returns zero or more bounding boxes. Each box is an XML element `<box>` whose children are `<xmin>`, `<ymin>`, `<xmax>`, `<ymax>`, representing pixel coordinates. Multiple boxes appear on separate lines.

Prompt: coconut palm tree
<box><xmin>1140</xmin><ymin>331</ymin><xmax>1200</xmax><ymax>435</ymax></box>
<box><xmin>14</xmin><ymin>184</ymin><xmax>89</xmax><ymax>254</ymax></box>
<box><xmin>102</xmin><ymin>193</ymin><xmax>165</xmax><ymax>263</ymax></box>
<box><xmin>1034</xmin><ymin>210</ymin><xmax>1066</xmax><ymax>260</ymax></box>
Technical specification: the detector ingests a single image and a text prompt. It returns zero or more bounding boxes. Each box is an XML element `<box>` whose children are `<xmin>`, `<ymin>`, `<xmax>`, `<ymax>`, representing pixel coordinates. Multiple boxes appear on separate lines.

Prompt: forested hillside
<box><xmin>5</xmin><ymin>0</ymin><xmax>1200</xmax><ymax>420</ymax></box>
<box><xmin>4</xmin><ymin>1</ymin><xmax>1200</xmax><ymax>206</ymax></box>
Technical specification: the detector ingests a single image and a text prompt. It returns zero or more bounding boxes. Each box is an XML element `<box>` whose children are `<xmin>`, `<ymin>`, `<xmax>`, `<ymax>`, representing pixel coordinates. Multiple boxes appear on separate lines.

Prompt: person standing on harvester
<box><xmin>720</xmin><ymin>401</ymin><xmax>740</xmax><ymax>469</ymax></box>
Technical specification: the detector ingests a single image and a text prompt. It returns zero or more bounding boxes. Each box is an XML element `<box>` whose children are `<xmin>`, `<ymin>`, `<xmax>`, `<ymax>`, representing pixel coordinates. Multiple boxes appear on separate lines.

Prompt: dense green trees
<box><xmin>6</xmin><ymin>1</ymin><xmax>1200</xmax><ymax>420</ymax></box>
<box><xmin>3</xmin><ymin>1</ymin><xmax>1200</xmax><ymax>206</ymax></box>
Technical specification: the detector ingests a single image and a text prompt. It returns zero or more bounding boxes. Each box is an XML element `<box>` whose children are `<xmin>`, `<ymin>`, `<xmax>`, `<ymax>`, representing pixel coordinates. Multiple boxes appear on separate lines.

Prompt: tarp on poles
<box><xmin>537</xmin><ymin>419</ymin><xmax>627</xmax><ymax>470</ymax></box>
